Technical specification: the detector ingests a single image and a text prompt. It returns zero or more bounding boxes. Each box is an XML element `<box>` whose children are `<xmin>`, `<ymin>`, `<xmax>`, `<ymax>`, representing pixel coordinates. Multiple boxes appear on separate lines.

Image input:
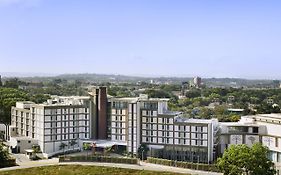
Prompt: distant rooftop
<box><xmin>110</xmin><ymin>94</ymin><xmax>170</xmax><ymax>103</ymax></box>
<box><xmin>174</xmin><ymin>116</ymin><xmax>218</xmax><ymax>124</ymax></box>
<box><xmin>244</xmin><ymin>113</ymin><xmax>281</xmax><ymax>120</ymax></box>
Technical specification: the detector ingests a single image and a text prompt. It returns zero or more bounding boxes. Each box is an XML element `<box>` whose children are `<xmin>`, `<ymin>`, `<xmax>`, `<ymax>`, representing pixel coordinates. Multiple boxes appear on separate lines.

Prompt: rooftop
<box><xmin>244</xmin><ymin>113</ymin><xmax>281</xmax><ymax>120</ymax></box>
<box><xmin>174</xmin><ymin>116</ymin><xmax>218</xmax><ymax>124</ymax></box>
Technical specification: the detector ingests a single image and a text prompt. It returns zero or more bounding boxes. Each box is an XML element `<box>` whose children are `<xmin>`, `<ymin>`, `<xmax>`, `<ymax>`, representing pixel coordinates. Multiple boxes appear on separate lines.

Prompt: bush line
<box><xmin>147</xmin><ymin>157</ymin><xmax>220</xmax><ymax>172</ymax></box>
<box><xmin>59</xmin><ymin>155</ymin><xmax>139</xmax><ymax>165</ymax></box>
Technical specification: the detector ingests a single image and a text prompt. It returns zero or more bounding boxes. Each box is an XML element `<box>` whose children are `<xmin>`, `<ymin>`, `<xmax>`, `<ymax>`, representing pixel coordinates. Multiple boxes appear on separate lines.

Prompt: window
<box><xmin>253</xmin><ymin>127</ymin><xmax>259</xmax><ymax>133</ymax></box>
<box><xmin>28</xmin><ymin>140</ymin><xmax>31</xmax><ymax>143</ymax></box>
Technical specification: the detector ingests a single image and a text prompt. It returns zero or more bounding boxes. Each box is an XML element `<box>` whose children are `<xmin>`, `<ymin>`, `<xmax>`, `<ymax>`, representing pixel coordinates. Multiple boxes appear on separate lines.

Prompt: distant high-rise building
<box><xmin>181</xmin><ymin>82</ymin><xmax>189</xmax><ymax>96</ymax></box>
<box><xmin>193</xmin><ymin>76</ymin><xmax>202</xmax><ymax>88</ymax></box>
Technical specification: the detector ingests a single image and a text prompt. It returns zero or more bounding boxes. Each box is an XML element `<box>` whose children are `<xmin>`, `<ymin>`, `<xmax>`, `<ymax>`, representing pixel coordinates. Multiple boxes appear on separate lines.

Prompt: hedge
<box><xmin>147</xmin><ymin>157</ymin><xmax>220</xmax><ymax>172</ymax></box>
<box><xmin>0</xmin><ymin>158</ymin><xmax>17</xmax><ymax>168</ymax></box>
<box><xmin>59</xmin><ymin>155</ymin><xmax>139</xmax><ymax>165</ymax></box>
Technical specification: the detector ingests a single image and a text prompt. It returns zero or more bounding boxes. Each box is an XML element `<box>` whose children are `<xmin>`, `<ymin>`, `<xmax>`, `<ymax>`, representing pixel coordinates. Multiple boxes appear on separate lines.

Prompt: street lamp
<box><xmin>142</xmin><ymin>149</ymin><xmax>145</xmax><ymax>161</ymax></box>
<box><xmin>197</xmin><ymin>155</ymin><xmax>200</xmax><ymax>170</ymax></box>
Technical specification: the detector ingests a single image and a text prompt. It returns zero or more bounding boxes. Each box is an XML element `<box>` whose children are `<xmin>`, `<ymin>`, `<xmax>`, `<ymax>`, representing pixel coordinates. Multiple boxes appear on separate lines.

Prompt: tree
<box><xmin>137</xmin><ymin>144</ymin><xmax>149</xmax><ymax>160</ymax></box>
<box><xmin>69</xmin><ymin>139</ymin><xmax>77</xmax><ymax>151</ymax></box>
<box><xmin>217</xmin><ymin>143</ymin><xmax>276</xmax><ymax>175</ymax></box>
<box><xmin>0</xmin><ymin>142</ymin><xmax>10</xmax><ymax>162</ymax></box>
<box><xmin>83</xmin><ymin>143</ymin><xmax>92</xmax><ymax>158</ymax></box>
<box><xmin>31</xmin><ymin>145</ymin><xmax>41</xmax><ymax>160</ymax></box>
<box><xmin>3</xmin><ymin>78</ymin><xmax>21</xmax><ymax>89</ymax></box>
<box><xmin>0</xmin><ymin>88</ymin><xmax>29</xmax><ymax>140</ymax></box>
<box><xmin>104</xmin><ymin>146</ymin><xmax>112</xmax><ymax>156</ymax></box>
<box><xmin>59</xmin><ymin>142</ymin><xmax>68</xmax><ymax>157</ymax></box>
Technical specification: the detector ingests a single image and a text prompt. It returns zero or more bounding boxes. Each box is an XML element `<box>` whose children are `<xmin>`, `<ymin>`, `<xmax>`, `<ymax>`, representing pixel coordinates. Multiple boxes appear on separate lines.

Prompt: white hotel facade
<box><xmin>109</xmin><ymin>95</ymin><xmax>219</xmax><ymax>163</ymax></box>
<box><xmin>9</xmin><ymin>96</ymin><xmax>91</xmax><ymax>157</ymax></box>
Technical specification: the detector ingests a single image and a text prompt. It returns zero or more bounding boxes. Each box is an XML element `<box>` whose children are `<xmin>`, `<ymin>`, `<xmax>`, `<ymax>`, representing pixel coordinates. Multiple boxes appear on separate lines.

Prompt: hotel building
<box><xmin>109</xmin><ymin>95</ymin><xmax>219</xmax><ymax>163</ymax></box>
<box><xmin>9</xmin><ymin>96</ymin><xmax>91</xmax><ymax>157</ymax></box>
<box><xmin>9</xmin><ymin>87</ymin><xmax>108</xmax><ymax>157</ymax></box>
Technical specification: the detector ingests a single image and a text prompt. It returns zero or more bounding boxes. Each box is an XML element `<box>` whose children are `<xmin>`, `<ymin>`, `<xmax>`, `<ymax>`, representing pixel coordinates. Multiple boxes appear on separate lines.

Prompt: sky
<box><xmin>0</xmin><ymin>0</ymin><xmax>281</xmax><ymax>79</ymax></box>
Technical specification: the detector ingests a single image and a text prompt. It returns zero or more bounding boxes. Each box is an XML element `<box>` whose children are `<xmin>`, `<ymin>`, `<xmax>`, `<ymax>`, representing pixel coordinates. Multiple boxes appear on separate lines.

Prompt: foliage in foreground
<box><xmin>0</xmin><ymin>165</ymin><xmax>189</xmax><ymax>175</ymax></box>
<box><xmin>217</xmin><ymin>143</ymin><xmax>276</xmax><ymax>175</ymax></box>
<box><xmin>0</xmin><ymin>142</ymin><xmax>16</xmax><ymax>168</ymax></box>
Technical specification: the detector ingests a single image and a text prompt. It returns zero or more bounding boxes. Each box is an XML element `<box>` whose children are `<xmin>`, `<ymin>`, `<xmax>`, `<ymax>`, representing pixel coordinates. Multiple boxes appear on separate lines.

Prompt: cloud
<box><xmin>0</xmin><ymin>0</ymin><xmax>41</xmax><ymax>7</ymax></box>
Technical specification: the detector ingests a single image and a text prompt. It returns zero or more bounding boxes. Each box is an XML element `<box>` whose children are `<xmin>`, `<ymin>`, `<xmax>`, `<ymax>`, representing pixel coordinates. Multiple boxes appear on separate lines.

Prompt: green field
<box><xmin>0</xmin><ymin>165</ymin><xmax>189</xmax><ymax>175</ymax></box>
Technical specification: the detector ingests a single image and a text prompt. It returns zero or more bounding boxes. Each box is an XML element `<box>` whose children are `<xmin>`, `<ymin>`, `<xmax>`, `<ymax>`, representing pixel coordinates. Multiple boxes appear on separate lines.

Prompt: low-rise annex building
<box><xmin>219</xmin><ymin>113</ymin><xmax>281</xmax><ymax>171</ymax></box>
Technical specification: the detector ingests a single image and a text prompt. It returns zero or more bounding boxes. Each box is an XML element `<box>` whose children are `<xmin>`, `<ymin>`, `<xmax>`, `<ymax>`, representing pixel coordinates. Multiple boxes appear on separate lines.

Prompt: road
<box><xmin>1</xmin><ymin>155</ymin><xmax>222</xmax><ymax>175</ymax></box>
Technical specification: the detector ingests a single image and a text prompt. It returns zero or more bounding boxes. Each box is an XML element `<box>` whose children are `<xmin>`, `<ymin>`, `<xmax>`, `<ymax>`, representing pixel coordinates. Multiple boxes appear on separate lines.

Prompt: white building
<box><xmin>0</xmin><ymin>124</ymin><xmax>6</xmax><ymax>140</ymax></box>
<box><xmin>219</xmin><ymin>113</ymin><xmax>281</xmax><ymax>171</ymax></box>
<box><xmin>9</xmin><ymin>96</ymin><xmax>91</xmax><ymax>157</ymax></box>
<box><xmin>109</xmin><ymin>94</ymin><xmax>219</xmax><ymax>163</ymax></box>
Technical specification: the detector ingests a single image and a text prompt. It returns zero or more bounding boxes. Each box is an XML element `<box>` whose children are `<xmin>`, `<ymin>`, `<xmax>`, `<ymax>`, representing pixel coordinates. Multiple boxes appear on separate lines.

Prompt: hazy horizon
<box><xmin>0</xmin><ymin>0</ymin><xmax>281</xmax><ymax>79</ymax></box>
<box><xmin>1</xmin><ymin>71</ymin><xmax>281</xmax><ymax>81</ymax></box>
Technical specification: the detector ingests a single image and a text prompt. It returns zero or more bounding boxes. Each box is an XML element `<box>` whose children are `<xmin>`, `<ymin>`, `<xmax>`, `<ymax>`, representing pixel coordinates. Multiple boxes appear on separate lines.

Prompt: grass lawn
<box><xmin>0</xmin><ymin>165</ymin><xmax>190</xmax><ymax>175</ymax></box>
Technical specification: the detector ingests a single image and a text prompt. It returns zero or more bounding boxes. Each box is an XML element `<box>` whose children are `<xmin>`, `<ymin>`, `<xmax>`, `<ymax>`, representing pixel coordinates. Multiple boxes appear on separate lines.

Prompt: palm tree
<box><xmin>59</xmin><ymin>142</ymin><xmax>68</xmax><ymax>157</ymax></box>
<box><xmin>32</xmin><ymin>145</ymin><xmax>41</xmax><ymax>159</ymax></box>
<box><xmin>137</xmin><ymin>144</ymin><xmax>149</xmax><ymax>161</ymax></box>
<box><xmin>69</xmin><ymin>139</ymin><xmax>77</xmax><ymax>151</ymax></box>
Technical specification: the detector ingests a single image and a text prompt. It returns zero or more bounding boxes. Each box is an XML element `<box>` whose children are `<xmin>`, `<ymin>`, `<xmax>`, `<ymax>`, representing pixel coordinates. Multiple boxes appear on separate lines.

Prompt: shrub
<box><xmin>59</xmin><ymin>155</ymin><xmax>138</xmax><ymax>165</ymax></box>
<box><xmin>147</xmin><ymin>157</ymin><xmax>219</xmax><ymax>172</ymax></box>
<box><xmin>0</xmin><ymin>158</ymin><xmax>16</xmax><ymax>168</ymax></box>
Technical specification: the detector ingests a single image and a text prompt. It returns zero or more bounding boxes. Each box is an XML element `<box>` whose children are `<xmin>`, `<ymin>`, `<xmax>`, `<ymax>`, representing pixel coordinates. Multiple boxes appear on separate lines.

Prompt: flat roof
<box><xmin>80</xmin><ymin>140</ymin><xmax>127</xmax><ymax>148</ymax></box>
<box><xmin>220</xmin><ymin>122</ymin><xmax>260</xmax><ymax>127</ymax></box>
<box><xmin>243</xmin><ymin>114</ymin><xmax>281</xmax><ymax>120</ymax></box>
<box><xmin>227</xmin><ymin>108</ymin><xmax>244</xmax><ymax>112</ymax></box>
<box><xmin>174</xmin><ymin>116</ymin><xmax>218</xmax><ymax>124</ymax></box>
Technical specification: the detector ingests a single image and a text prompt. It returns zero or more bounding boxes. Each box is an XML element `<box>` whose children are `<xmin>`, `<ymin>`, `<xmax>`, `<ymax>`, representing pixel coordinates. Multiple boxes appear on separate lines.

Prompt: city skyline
<box><xmin>0</xmin><ymin>0</ymin><xmax>281</xmax><ymax>79</ymax></box>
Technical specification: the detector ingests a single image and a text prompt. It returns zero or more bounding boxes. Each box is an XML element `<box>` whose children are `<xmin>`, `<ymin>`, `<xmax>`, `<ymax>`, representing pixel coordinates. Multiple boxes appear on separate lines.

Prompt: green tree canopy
<box><xmin>137</xmin><ymin>143</ymin><xmax>149</xmax><ymax>160</ymax></box>
<box><xmin>217</xmin><ymin>143</ymin><xmax>276</xmax><ymax>175</ymax></box>
<box><xmin>0</xmin><ymin>142</ymin><xmax>10</xmax><ymax>162</ymax></box>
<box><xmin>0</xmin><ymin>88</ymin><xmax>29</xmax><ymax>124</ymax></box>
